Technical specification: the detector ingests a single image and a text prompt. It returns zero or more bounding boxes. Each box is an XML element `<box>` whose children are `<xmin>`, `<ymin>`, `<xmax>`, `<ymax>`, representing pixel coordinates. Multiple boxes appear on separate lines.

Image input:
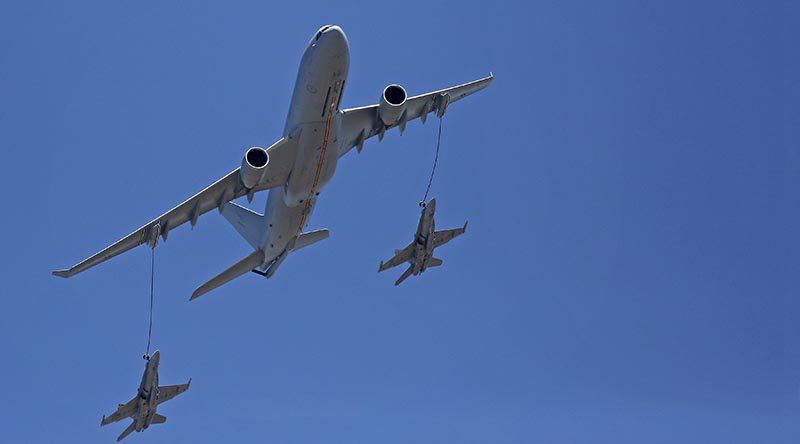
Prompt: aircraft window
<box><xmin>314</xmin><ymin>26</ymin><xmax>330</xmax><ymax>42</ymax></box>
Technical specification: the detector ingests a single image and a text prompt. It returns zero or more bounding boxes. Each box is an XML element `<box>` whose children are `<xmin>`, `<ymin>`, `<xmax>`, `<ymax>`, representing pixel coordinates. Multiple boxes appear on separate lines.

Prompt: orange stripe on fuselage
<box><xmin>296</xmin><ymin>80</ymin><xmax>340</xmax><ymax>234</ymax></box>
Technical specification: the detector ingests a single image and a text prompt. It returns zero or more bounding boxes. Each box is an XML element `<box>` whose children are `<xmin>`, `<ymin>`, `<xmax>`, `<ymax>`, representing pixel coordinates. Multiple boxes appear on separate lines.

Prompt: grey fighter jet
<box><xmin>378</xmin><ymin>198</ymin><xmax>467</xmax><ymax>285</ymax></box>
<box><xmin>101</xmin><ymin>351</ymin><xmax>190</xmax><ymax>442</ymax></box>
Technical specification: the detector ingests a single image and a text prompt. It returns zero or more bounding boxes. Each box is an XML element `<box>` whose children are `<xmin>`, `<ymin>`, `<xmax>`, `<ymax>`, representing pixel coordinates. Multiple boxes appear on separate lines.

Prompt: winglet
<box><xmin>463</xmin><ymin>220</ymin><xmax>469</xmax><ymax>231</ymax></box>
<box><xmin>378</xmin><ymin>261</ymin><xmax>384</xmax><ymax>272</ymax></box>
<box><xmin>100</xmin><ymin>415</ymin><xmax>106</xmax><ymax>426</ymax></box>
<box><xmin>52</xmin><ymin>269</ymin><xmax>71</xmax><ymax>278</ymax></box>
<box><xmin>187</xmin><ymin>378</ymin><xmax>192</xmax><ymax>388</ymax></box>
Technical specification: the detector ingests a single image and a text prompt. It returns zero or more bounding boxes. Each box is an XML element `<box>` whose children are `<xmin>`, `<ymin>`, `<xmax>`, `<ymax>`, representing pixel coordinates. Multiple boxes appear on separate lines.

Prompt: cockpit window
<box><xmin>314</xmin><ymin>25</ymin><xmax>331</xmax><ymax>42</ymax></box>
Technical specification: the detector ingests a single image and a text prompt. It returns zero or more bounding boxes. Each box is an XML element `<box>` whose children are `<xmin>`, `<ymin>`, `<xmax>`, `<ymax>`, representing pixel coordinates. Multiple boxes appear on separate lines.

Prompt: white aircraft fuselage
<box><xmin>261</xmin><ymin>25</ymin><xmax>349</xmax><ymax>264</ymax></box>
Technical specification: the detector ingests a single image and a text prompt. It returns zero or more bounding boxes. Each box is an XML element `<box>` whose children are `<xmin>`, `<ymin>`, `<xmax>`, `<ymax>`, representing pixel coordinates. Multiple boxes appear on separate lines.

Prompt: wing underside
<box><xmin>53</xmin><ymin>137</ymin><xmax>296</xmax><ymax>278</ymax></box>
<box><xmin>157</xmin><ymin>380</ymin><xmax>191</xmax><ymax>405</ymax></box>
<box><xmin>338</xmin><ymin>74</ymin><xmax>493</xmax><ymax>157</ymax></box>
<box><xmin>378</xmin><ymin>242</ymin><xmax>414</xmax><ymax>272</ymax></box>
<box><xmin>101</xmin><ymin>396</ymin><xmax>138</xmax><ymax>426</ymax></box>
<box><xmin>433</xmin><ymin>222</ymin><xmax>468</xmax><ymax>248</ymax></box>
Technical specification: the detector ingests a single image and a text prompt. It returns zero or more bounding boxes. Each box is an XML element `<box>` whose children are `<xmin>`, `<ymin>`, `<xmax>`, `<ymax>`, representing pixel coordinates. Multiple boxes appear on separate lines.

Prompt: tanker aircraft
<box><xmin>53</xmin><ymin>25</ymin><xmax>492</xmax><ymax>299</ymax></box>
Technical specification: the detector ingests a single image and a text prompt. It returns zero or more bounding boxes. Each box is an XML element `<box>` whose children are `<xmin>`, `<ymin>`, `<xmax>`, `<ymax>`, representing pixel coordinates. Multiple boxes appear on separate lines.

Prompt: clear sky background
<box><xmin>1</xmin><ymin>1</ymin><xmax>798</xmax><ymax>443</ymax></box>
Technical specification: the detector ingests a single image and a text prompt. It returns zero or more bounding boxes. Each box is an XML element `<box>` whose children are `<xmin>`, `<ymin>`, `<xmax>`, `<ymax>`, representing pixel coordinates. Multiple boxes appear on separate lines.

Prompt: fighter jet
<box><xmin>101</xmin><ymin>351</ymin><xmax>190</xmax><ymax>442</ymax></box>
<box><xmin>53</xmin><ymin>25</ymin><xmax>491</xmax><ymax>299</ymax></box>
<box><xmin>378</xmin><ymin>198</ymin><xmax>467</xmax><ymax>285</ymax></box>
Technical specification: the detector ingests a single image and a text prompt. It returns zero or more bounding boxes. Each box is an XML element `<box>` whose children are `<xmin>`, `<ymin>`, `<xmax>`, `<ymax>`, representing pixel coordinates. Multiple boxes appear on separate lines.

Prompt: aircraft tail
<box><xmin>395</xmin><ymin>265</ymin><xmax>414</xmax><ymax>286</ymax></box>
<box><xmin>150</xmin><ymin>413</ymin><xmax>167</xmax><ymax>425</ymax></box>
<box><xmin>191</xmin><ymin>250</ymin><xmax>265</xmax><ymax>300</ymax></box>
<box><xmin>116</xmin><ymin>422</ymin><xmax>136</xmax><ymax>442</ymax></box>
<box><xmin>293</xmin><ymin>229</ymin><xmax>329</xmax><ymax>252</ymax></box>
<box><xmin>222</xmin><ymin>202</ymin><xmax>265</xmax><ymax>249</ymax></box>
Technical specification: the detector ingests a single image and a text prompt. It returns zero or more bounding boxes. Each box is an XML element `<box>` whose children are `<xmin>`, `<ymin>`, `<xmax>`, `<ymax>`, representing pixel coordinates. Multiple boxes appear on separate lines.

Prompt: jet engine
<box><xmin>378</xmin><ymin>84</ymin><xmax>407</xmax><ymax>126</ymax></box>
<box><xmin>240</xmin><ymin>146</ymin><xmax>269</xmax><ymax>189</ymax></box>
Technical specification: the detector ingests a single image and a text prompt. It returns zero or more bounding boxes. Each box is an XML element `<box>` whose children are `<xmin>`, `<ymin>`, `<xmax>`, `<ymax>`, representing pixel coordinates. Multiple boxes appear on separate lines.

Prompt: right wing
<box><xmin>101</xmin><ymin>396</ymin><xmax>138</xmax><ymax>426</ymax></box>
<box><xmin>378</xmin><ymin>242</ymin><xmax>414</xmax><ymax>272</ymax></box>
<box><xmin>433</xmin><ymin>222</ymin><xmax>468</xmax><ymax>249</ymax></box>
<box><xmin>156</xmin><ymin>380</ymin><xmax>191</xmax><ymax>405</ymax></box>
<box><xmin>53</xmin><ymin>137</ymin><xmax>296</xmax><ymax>278</ymax></box>
<box><xmin>338</xmin><ymin>74</ymin><xmax>493</xmax><ymax>157</ymax></box>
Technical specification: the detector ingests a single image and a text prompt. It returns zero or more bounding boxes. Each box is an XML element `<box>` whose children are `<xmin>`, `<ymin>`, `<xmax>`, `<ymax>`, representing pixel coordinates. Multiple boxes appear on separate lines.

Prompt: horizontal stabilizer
<box><xmin>191</xmin><ymin>250</ymin><xmax>265</xmax><ymax>300</ymax></box>
<box><xmin>428</xmin><ymin>257</ymin><xmax>443</xmax><ymax>267</ymax></box>
<box><xmin>292</xmin><ymin>229</ymin><xmax>329</xmax><ymax>252</ymax></box>
<box><xmin>150</xmin><ymin>413</ymin><xmax>167</xmax><ymax>425</ymax></box>
<box><xmin>222</xmin><ymin>202</ymin><xmax>265</xmax><ymax>249</ymax></box>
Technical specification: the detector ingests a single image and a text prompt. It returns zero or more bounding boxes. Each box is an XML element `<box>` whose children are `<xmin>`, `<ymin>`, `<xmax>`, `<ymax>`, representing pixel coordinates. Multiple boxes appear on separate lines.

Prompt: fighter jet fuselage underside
<box><xmin>53</xmin><ymin>25</ymin><xmax>492</xmax><ymax>299</ymax></box>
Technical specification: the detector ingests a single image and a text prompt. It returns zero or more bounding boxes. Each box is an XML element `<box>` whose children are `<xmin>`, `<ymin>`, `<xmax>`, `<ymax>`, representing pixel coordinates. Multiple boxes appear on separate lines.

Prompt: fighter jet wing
<box><xmin>53</xmin><ymin>137</ymin><xmax>296</xmax><ymax>279</ymax></box>
<box><xmin>101</xmin><ymin>396</ymin><xmax>138</xmax><ymax>426</ymax></box>
<box><xmin>338</xmin><ymin>74</ymin><xmax>493</xmax><ymax>157</ymax></box>
<box><xmin>156</xmin><ymin>380</ymin><xmax>191</xmax><ymax>405</ymax></box>
<box><xmin>433</xmin><ymin>222</ymin><xmax>468</xmax><ymax>248</ymax></box>
<box><xmin>378</xmin><ymin>242</ymin><xmax>414</xmax><ymax>272</ymax></box>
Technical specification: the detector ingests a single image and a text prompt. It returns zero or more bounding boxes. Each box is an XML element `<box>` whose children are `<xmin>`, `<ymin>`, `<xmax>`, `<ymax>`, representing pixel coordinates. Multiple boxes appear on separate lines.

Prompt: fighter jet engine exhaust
<box><xmin>240</xmin><ymin>147</ymin><xmax>269</xmax><ymax>189</ymax></box>
<box><xmin>378</xmin><ymin>84</ymin><xmax>407</xmax><ymax>126</ymax></box>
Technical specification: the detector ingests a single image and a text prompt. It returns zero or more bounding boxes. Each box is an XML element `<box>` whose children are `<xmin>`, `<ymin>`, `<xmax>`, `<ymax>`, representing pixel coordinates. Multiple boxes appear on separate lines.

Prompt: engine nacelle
<box><xmin>240</xmin><ymin>147</ymin><xmax>269</xmax><ymax>189</ymax></box>
<box><xmin>378</xmin><ymin>84</ymin><xmax>407</xmax><ymax>126</ymax></box>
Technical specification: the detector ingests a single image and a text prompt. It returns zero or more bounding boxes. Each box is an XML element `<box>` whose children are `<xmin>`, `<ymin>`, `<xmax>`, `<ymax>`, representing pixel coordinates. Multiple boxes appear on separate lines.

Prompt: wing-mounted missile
<box><xmin>378</xmin><ymin>84</ymin><xmax>407</xmax><ymax>127</ymax></box>
<box><xmin>239</xmin><ymin>147</ymin><xmax>270</xmax><ymax>189</ymax></box>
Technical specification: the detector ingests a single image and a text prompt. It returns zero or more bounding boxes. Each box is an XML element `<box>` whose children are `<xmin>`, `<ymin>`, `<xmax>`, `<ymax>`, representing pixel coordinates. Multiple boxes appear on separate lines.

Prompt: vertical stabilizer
<box><xmin>116</xmin><ymin>422</ymin><xmax>136</xmax><ymax>442</ymax></box>
<box><xmin>222</xmin><ymin>202</ymin><xmax>265</xmax><ymax>249</ymax></box>
<box><xmin>395</xmin><ymin>265</ymin><xmax>414</xmax><ymax>286</ymax></box>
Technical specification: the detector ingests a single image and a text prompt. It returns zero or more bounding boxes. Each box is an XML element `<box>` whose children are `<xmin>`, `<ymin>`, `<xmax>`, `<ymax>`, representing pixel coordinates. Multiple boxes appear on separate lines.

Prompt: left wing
<box><xmin>101</xmin><ymin>396</ymin><xmax>138</xmax><ymax>426</ymax></box>
<box><xmin>156</xmin><ymin>380</ymin><xmax>191</xmax><ymax>405</ymax></box>
<box><xmin>433</xmin><ymin>221</ymin><xmax>468</xmax><ymax>249</ymax></box>
<box><xmin>338</xmin><ymin>74</ymin><xmax>493</xmax><ymax>157</ymax></box>
<box><xmin>378</xmin><ymin>242</ymin><xmax>415</xmax><ymax>272</ymax></box>
<box><xmin>53</xmin><ymin>137</ymin><xmax>296</xmax><ymax>278</ymax></box>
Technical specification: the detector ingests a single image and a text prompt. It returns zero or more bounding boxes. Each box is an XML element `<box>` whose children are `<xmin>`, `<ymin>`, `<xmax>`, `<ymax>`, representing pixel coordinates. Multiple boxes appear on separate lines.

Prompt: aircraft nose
<box><xmin>312</xmin><ymin>24</ymin><xmax>348</xmax><ymax>49</ymax></box>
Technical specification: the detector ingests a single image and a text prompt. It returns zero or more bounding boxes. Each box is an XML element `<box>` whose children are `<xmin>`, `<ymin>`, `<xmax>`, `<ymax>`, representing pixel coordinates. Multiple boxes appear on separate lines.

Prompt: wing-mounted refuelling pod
<box><xmin>147</xmin><ymin>223</ymin><xmax>161</xmax><ymax>249</ymax></box>
<box><xmin>434</xmin><ymin>92</ymin><xmax>451</xmax><ymax>118</ymax></box>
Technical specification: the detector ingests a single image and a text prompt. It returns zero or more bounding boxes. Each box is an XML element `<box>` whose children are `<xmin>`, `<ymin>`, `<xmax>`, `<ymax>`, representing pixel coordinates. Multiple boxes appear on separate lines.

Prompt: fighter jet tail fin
<box><xmin>150</xmin><ymin>413</ymin><xmax>167</xmax><ymax>425</ymax></box>
<box><xmin>222</xmin><ymin>202</ymin><xmax>265</xmax><ymax>249</ymax></box>
<box><xmin>116</xmin><ymin>422</ymin><xmax>136</xmax><ymax>442</ymax></box>
<box><xmin>395</xmin><ymin>265</ymin><xmax>414</xmax><ymax>286</ymax></box>
<box><xmin>428</xmin><ymin>258</ymin><xmax>443</xmax><ymax>267</ymax></box>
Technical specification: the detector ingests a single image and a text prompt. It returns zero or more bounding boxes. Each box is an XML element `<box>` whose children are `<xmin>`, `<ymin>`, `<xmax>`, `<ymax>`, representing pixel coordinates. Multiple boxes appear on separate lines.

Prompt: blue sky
<box><xmin>1</xmin><ymin>1</ymin><xmax>798</xmax><ymax>443</ymax></box>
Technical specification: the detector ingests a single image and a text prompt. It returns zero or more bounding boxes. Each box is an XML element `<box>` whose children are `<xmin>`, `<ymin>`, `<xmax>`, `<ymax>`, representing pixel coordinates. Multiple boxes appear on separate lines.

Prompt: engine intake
<box><xmin>240</xmin><ymin>147</ymin><xmax>269</xmax><ymax>189</ymax></box>
<box><xmin>378</xmin><ymin>84</ymin><xmax>407</xmax><ymax>126</ymax></box>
